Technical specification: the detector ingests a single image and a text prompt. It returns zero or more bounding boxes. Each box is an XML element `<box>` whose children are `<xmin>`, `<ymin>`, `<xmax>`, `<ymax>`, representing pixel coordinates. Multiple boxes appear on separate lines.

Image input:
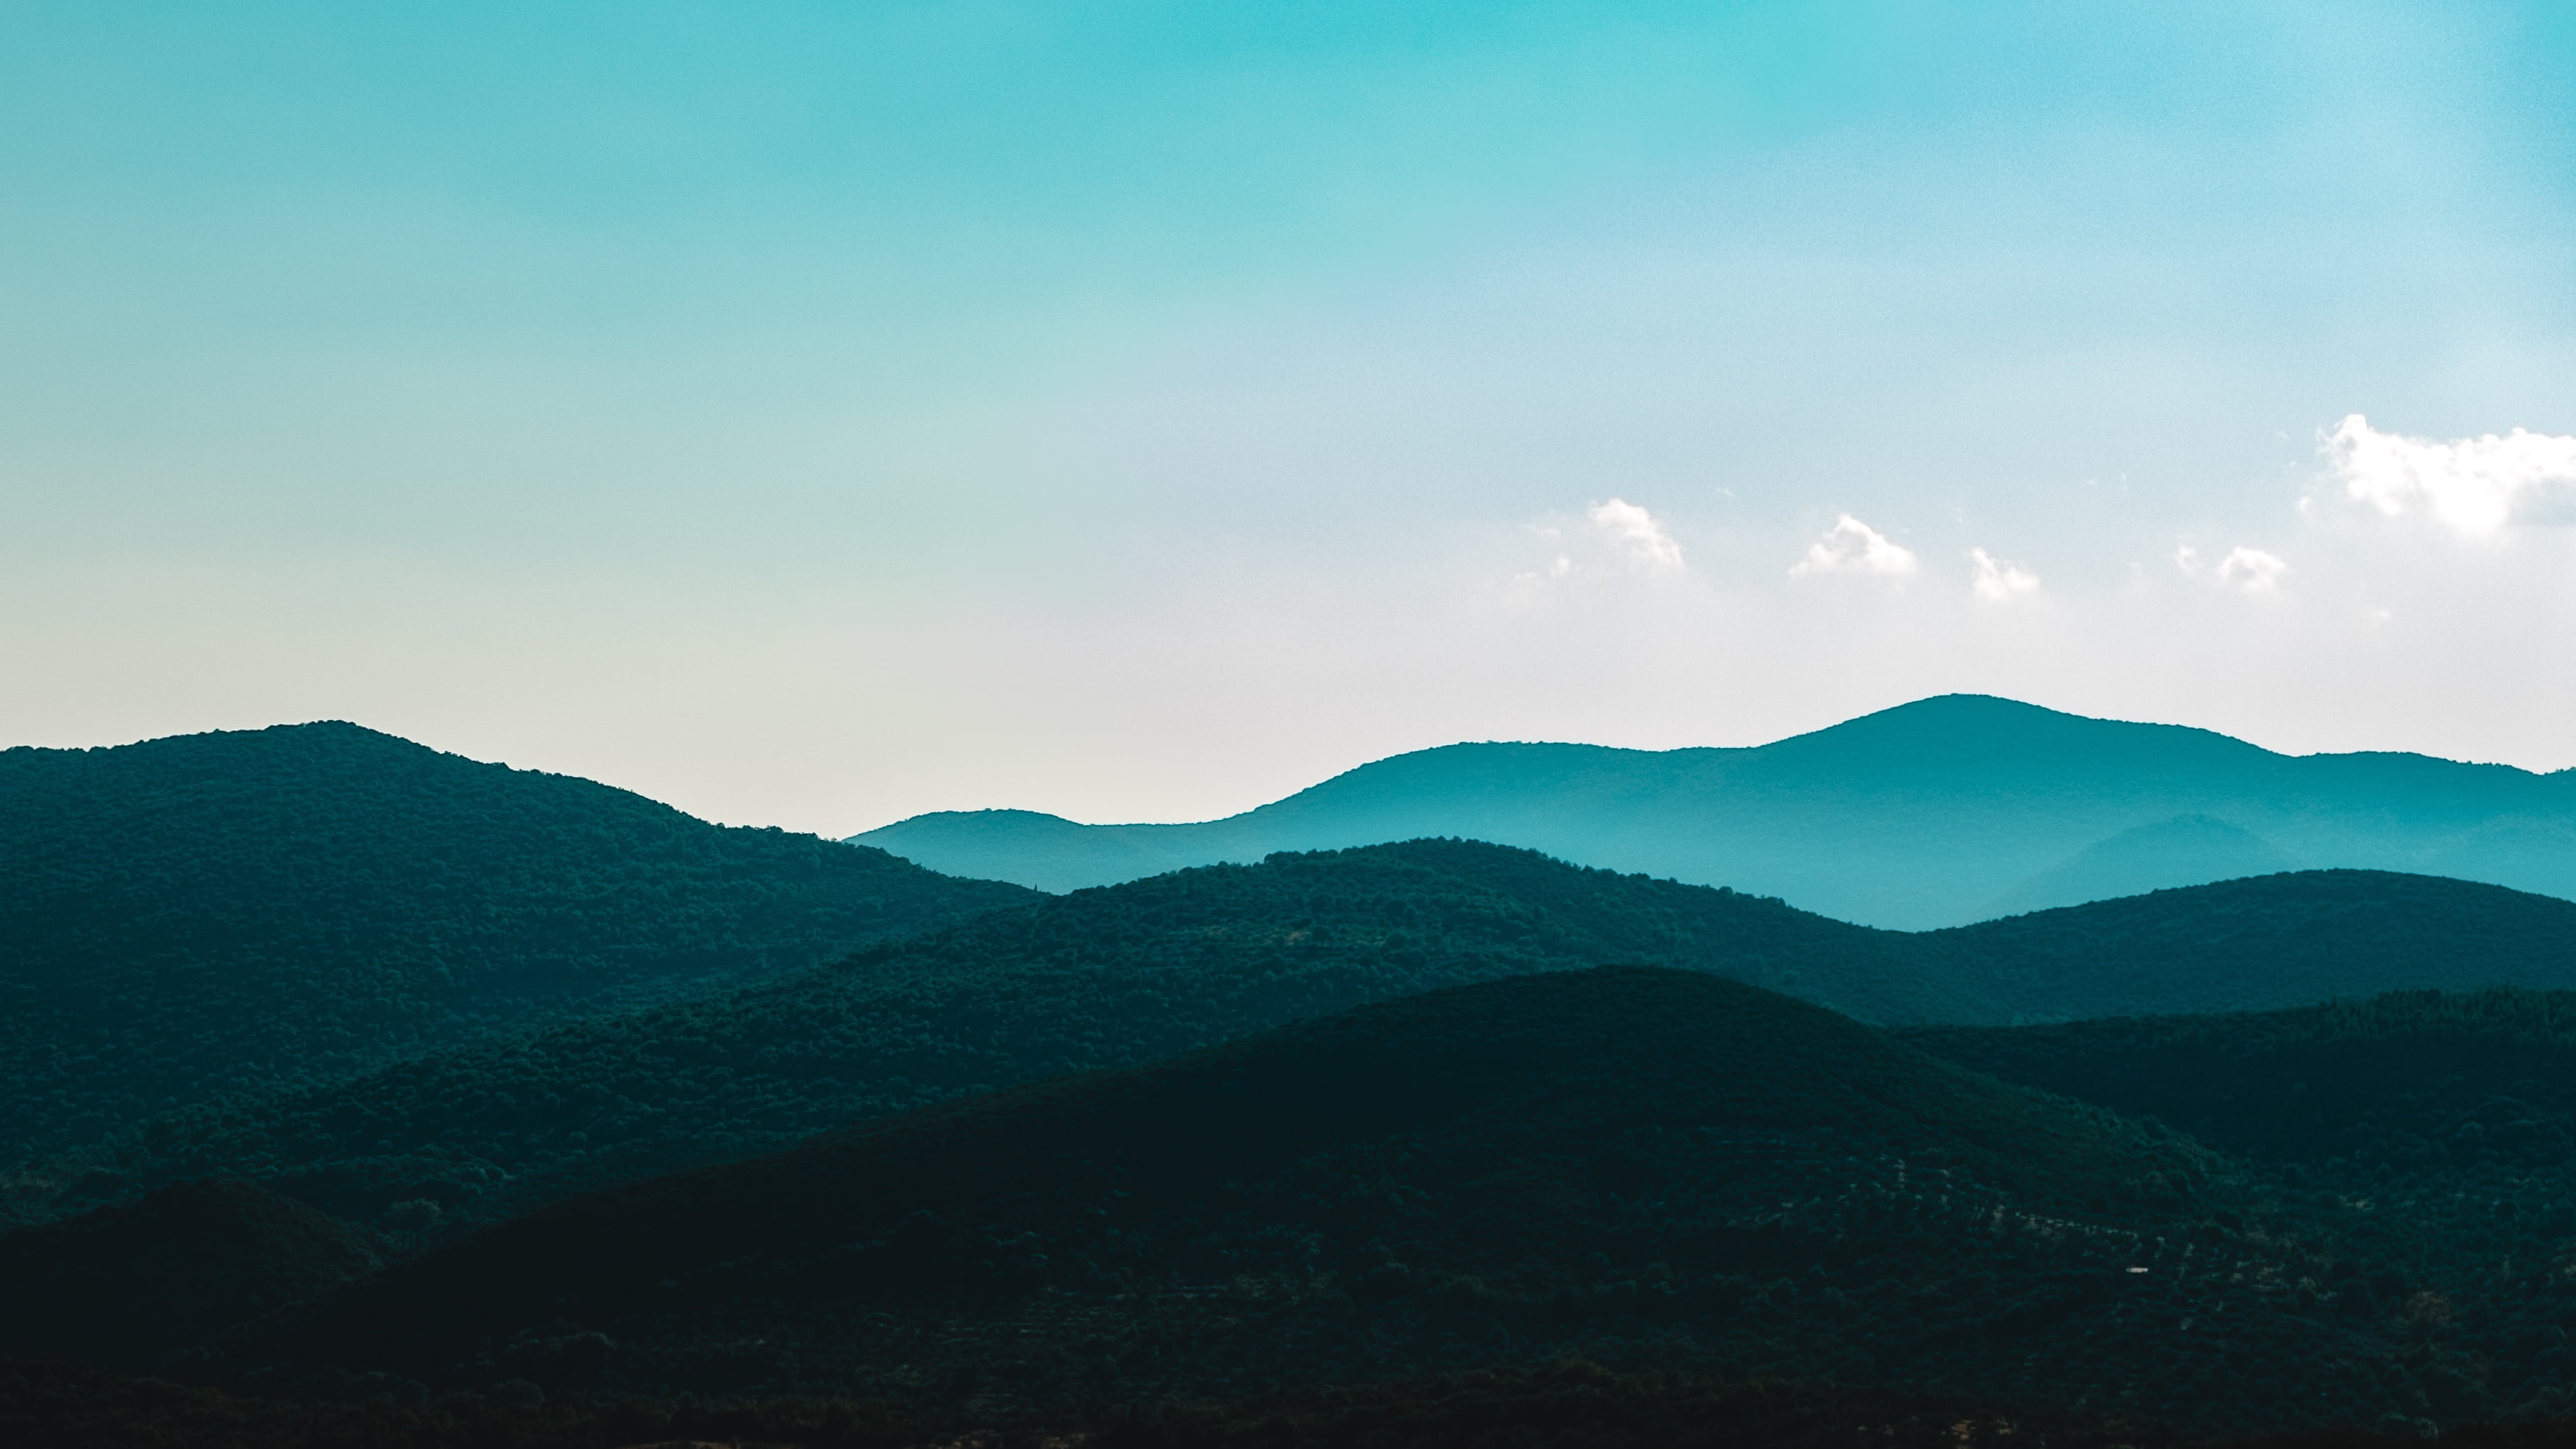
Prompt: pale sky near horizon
<box><xmin>5</xmin><ymin>2</ymin><xmax>2575</xmax><ymax>833</ymax></box>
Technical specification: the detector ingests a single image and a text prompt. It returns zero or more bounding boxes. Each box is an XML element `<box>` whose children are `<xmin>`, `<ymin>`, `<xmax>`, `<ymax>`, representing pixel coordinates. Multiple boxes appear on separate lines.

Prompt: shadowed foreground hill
<box><xmin>37</xmin><ymin>844</ymin><xmax>2576</xmax><ymax>1236</ymax></box>
<box><xmin>1908</xmin><ymin>988</ymin><xmax>2576</xmax><ymax>1170</ymax></box>
<box><xmin>1907</xmin><ymin>987</ymin><xmax>2576</xmax><ymax>1316</ymax></box>
<box><xmin>0</xmin><ymin>1178</ymin><xmax>380</xmax><ymax>1370</ymax></box>
<box><xmin>855</xmin><ymin>694</ymin><xmax>2576</xmax><ymax>926</ymax></box>
<box><xmin>248</xmin><ymin>968</ymin><xmax>2310</xmax><ymax>1427</ymax></box>
<box><xmin>0</xmin><ymin>722</ymin><xmax>1036</xmax><ymax>1163</ymax></box>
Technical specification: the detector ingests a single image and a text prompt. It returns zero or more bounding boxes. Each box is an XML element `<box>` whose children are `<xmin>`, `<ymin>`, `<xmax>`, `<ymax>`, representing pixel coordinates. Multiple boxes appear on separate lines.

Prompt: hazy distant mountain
<box><xmin>853</xmin><ymin>695</ymin><xmax>2576</xmax><ymax>928</ymax></box>
<box><xmin>0</xmin><ymin>722</ymin><xmax>1037</xmax><ymax>1164</ymax></box>
<box><xmin>1978</xmin><ymin>813</ymin><xmax>2301</xmax><ymax>916</ymax></box>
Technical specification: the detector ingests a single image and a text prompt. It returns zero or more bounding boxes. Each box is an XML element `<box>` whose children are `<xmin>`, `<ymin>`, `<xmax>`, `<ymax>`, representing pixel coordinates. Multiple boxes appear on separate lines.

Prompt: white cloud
<box><xmin>1790</xmin><ymin>514</ymin><xmax>1918</xmax><ymax>577</ymax></box>
<box><xmin>2214</xmin><ymin>546</ymin><xmax>2289</xmax><ymax>594</ymax></box>
<box><xmin>1968</xmin><ymin>547</ymin><xmax>2039</xmax><ymax>601</ymax></box>
<box><xmin>1587</xmin><ymin>498</ymin><xmax>1684</xmax><ymax>572</ymax></box>
<box><xmin>2323</xmin><ymin>413</ymin><xmax>2576</xmax><ymax>537</ymax></box>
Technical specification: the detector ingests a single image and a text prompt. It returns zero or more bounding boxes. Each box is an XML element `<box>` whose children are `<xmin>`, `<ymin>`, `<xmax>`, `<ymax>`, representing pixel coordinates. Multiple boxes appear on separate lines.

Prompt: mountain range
<box><xmin>853</xmin><ymin>695</ymin><xmax>2576</xmax><ymax>928</ymax></box>
<box><xmin>21</xmin><ymin>841</ymin><xmax>2576</xmax><ymax>1239</ymax></box>
<box><xmin>18</xmin><ymin>705</ymin><xmax>2576</xmax><ymax>1445</ymax></box>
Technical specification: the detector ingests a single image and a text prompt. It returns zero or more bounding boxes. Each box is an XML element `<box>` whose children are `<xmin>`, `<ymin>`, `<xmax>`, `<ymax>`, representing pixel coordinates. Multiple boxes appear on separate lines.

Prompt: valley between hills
<box><xmin>13</xmin><ymin>703</ymin><xmax>2576</xmax><ymax>1449</ymax></box>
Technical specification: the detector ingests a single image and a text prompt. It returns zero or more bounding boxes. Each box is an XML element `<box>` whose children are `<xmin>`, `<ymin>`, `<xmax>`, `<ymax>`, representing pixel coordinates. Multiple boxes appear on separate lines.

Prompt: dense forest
<box><xmin>14</xmin><ymin>930</ymin><xmax>2576</xmax><ymax>1436</ymax></box>
<box><xmin>19</xmin><ymin>842</ymin><xmax>2572</xmax><ymax>1236</ymax></box>
<box><xmin>1924</xmin><ymin>870</ymin><xmax>2576</xmax><ymax>1021</ymax></box>
<box><xmin>0</xmin><ymin>722</ymin><xmax>1035</xmax><ymax>1162</ymax></box>
<box><xmin>0</xmin><ymin>1178</ymin><xmax>383</xmax><ymax>1369</ymax></box>
<box><xmin>1907</xmin><ymin>988</ymin><xmax>2576</xmax><ymax>1344</ymax></box>
<box><xmin>180</xmin><ymin>970</ymin><xmax>2482</xmax><ymax>1436</ymax></box>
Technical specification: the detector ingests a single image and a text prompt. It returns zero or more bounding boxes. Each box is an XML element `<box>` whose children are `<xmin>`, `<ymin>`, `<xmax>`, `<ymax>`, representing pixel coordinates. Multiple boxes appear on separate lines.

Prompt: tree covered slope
<box><xmin>0</xmin><ymin>1178</ymin><xmax>382</xmax><ymax>1370</ymax></box>
<box><xmin>34</xmin><ymin>972</ymin><xmax>2576</xmax><ymax>1431</ymax></box>
<box><xmin>1926</xmin><ymin>868</ymin><xmax>2576</xmax><ymax>1021</ymax></box>
<box><xmin>242</xmin><ymin>967</ymin><xmax>2302</xmax><ymax>1428</ymax></box>
<box><xmin>855</xmin><ymin>694</ymin><xmax>2576</xmax><ymax>927</ymax></box>
<box><xmin>29</xmin><ymin>843</ymin><xmax>2576</xmax><ymax>1236</ymax></box>
<box><xmin>1901</xmin><ymin>987</ymin><xmax>2576</xmax><ymax>1425</ymax></box>
<box><xmin>13</xmin><ymin>839</ymin><xmax>1915</xmax><ymax>1228</ymax></box>
<box><xmin>1904</xmin><ymin>986</ymin><xmax>2576</xmax><ymax>1200</ymax></box>
<box><xmin>0</xmin><ymin>722</ymin><xmax>1037</xmax><ymax>1162</ymax></box>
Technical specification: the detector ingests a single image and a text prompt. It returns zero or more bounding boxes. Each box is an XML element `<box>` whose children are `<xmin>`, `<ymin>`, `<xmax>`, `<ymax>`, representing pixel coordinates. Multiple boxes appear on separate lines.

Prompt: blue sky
<box><xmin>5</xmin><ymin>2</ymin><xmax>2574</xmax><ymax>830</ymax></box>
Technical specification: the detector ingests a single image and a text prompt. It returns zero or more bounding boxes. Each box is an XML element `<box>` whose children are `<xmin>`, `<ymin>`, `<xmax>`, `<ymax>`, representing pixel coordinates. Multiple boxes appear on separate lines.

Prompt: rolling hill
<box><xmin>236</xmin><ymin>968</ymin><xmax>2296</xmax><ymax>1423</ymax></box>
<box><xmin>0</xmin><ymin>1178</ymin><xmax>382</xmax><ymax>1370</ymax></box>
<box><xmin>1904</xmin><ymin>986</ymin><xmax>2576</xmax><ymax>1217</ymax></box>
<box><xmin>0</xmin><ymin>721</ymin><xmax>1038</xmax><ymax>1164</ymax></box>
<box><xmin>210</xmin><ymin>966</ymin><xmax>2560</xmax><ymax>1436</ymax></box>
<box><xmin>853</xmin><ymin>695</ymin><xmax>2576</xmax><ymax>928</ymax></box>
<box><xmin>29</xmin><ymin>843</ymin><xmax>2576</xmax><ymax>1236</ymax></box>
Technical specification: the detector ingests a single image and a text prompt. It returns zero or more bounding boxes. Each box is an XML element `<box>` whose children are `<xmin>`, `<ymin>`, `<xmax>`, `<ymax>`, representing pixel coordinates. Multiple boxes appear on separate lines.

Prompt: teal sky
<box><xmin>6</xmin><ymin>2</ymin><xmax>2575</xmax><ymax>830</ymax></box>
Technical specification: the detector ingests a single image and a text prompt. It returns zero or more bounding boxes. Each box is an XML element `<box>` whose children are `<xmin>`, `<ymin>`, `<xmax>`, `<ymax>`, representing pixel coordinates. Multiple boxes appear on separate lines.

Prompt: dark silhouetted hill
<box><xmin>854</xmin><ymin>695</ymin><xmax>2576</xmax><ymax>927</ymax></box>
<box><xmin>223</xmin><ymin>966</ymin><xmax>2576</xmax><ymax>1433</ymax></box>
<box><xmin>0</xmin><ymin>1178</ymin><xmax>380</xmax><ymax>1369</ymax></box>
<box><xmin>1907</xmin><ymin>988</ymin><xmax>2576</xmax><ymax>1175</ymax></box>
<box><xmin>1905</xmin><ymin>987</ymin><xmax>2576</xmax><ymax>1330</ymax></box>
<box><xmin>1926</xmin><ymin>869</ymin><xmax>2576</xmax><ymax>1021</ymax></box>
<box><xmin>1904</xmin><ymin>986</ymin><xmax>2576</xmax><ymax>1428</ymax></box>
<box><xmin>248</xmin><ymin>967</ymin><xmax>2335</xmax><ymax>1430</ymax></box>
<box><xmin>35</xmin><ymin>845</ymin><xmax>2576</xmax><ymax>1236</ymax></box>
<box><xmin>0</xmin><ymin>722</ymin><xmax>1037</xmax><ymax>1164</ymax></box>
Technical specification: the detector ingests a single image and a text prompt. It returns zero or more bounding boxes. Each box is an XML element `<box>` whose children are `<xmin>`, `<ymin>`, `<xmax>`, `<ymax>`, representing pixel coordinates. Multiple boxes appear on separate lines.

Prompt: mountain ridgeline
<box><xmin>26</xmin><ymin>841</ymin><xmax>2576</xmax><ymax>1239</ymax></box>
<box><xmin>0</xmin><ymin>722</ymin><xmax>1037</xmax><ymax>1163</ymax></box>
<box><xmin>853</xmin><ymin>695</ymin><xmax>2576</xmax><ymax>927</ymax></box>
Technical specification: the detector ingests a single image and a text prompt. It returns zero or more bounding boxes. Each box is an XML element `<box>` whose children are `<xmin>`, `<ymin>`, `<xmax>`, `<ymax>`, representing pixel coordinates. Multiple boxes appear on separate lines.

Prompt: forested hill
<box><xmin>241</xmin><ymin>968</ymin><xmax>2279</xmax><ymax>1427</ymax></box>
<box><xmin>14</xmin><ymin>839</ymin><xmax>1915</xmax><ymax>1229</ymax></box>
<box><xmin>1901</xmin><ymin>987</ymin><xmax>2576</xmax><ymax>1414</ymax></box>
<box><xmin>1930</xmin><ymin>869</ymin><xmax>2576</xmax><ymax>1021</ymax></box>
<box><xmin>0</xmin><ymin>722</ymin><xmax>1037</xmax><ymax>1163</ymax></box>
<box><xmin>1903</xmin><ymin>987</ymin><xmax>2576</xmax><ymax>1182</ymax></box>
<box><xmin>35</xmin><ymin>841</ymin><xmax>2576</xmax><ymax>1239</ymax></box>
<box><xmin>854</xmin><ymin>694</ymin><xmax>2576</xmax><ymax>926</ymax></box>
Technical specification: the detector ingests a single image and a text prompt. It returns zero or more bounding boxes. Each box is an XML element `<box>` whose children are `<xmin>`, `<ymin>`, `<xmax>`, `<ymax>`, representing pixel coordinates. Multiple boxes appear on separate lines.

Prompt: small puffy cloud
<box><xmin>2214</xmin><ymin>547</ymin><xmax>2289</xmax><ymax>594</ymax></box>
<box><xmin>1587</xmin><ymin>498</ymin><xmax>1684</xmax><ymax>572</ymax></box>
<box><xmin>1968</xmin><ymin>547</ymin><xmax>2039</xmax><ymax>602</ymax></box>
<box><xmin>1791</xmin><ymin>514</ymin><xmax>1917</xmax><ymax>577</ymax></box>
<box><xmin>2176</xmin><ymin>541</ymin><xmax>2288</xmax><ymax>594</ymax></box>
<box><xmin>2324</xmin><ymin>413</ymin><xmax>2576</xmax><ymax>536</ymax></box>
